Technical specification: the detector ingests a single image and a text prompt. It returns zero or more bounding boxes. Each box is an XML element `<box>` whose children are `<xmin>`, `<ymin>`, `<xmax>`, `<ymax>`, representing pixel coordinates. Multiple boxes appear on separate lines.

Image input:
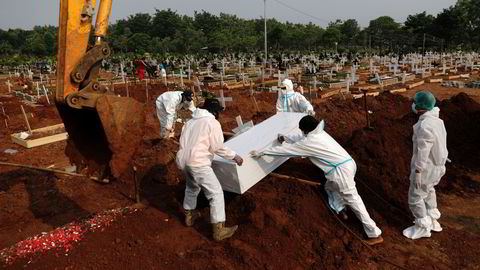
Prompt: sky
<box><xmin>0</xmin><ymin>0</ymin><xmax>457</xmax><ymax>30</ymax></box>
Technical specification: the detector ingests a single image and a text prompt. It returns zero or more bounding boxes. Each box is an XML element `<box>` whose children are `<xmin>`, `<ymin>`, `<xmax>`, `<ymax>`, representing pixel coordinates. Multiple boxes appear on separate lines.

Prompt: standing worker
<box><xmin>250</xmin><ymin>116</ymin><xmax>383</xmax><ymax>245</ymax></box>
<box><xmin>276</xmin><ymin>79</ymin><xmax>315</xmax><ymax>116</ymax></box>
<box><xmin>135</xmin><ymin>57</ymin><xmax>147</xmax><ymax>80</ymax></box>
<box><xmin>160</xmin><ymin>65</ymin><xmax>167</xmax><ymax>85</ymax></box>
<box><xmin>155</xmin><ymin>90</ymin><xmax>195</xmax><ymax>139</ymax></box>
<box><xmin>403</xmin><ymin>91</ymin><xmax>448</xmax><ymax>240</ymax></box>
<box><xmin>176</xmin><ymin>98</ymin><xmax>244</xmax><ymax>241</ymax></box>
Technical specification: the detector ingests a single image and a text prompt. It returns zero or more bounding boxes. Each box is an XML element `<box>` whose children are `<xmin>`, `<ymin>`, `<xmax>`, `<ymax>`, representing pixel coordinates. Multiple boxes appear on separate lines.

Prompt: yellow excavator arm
<box><xmin>56</xmin><ymin>0</ymin><xmax>112</xmax><ymax>108</ymax></box>
<box><xmin>56</xmin><ymin>0</ymin><xmax>145</xmax><ymax>180</ymax></box>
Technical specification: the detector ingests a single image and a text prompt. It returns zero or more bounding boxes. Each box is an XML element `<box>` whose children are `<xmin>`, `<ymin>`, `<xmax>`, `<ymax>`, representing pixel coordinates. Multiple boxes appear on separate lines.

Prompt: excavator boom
<box><xmin>56</xmin><ymin>0</ymin><xmax>145</xmax><ymax>179</ymax></box>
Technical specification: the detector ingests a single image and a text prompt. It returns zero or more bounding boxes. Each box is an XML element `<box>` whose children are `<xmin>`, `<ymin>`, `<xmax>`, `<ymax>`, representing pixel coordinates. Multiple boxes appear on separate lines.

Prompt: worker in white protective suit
<box><xmin>276</xmin><ymin>79</ymin><xmax>315</xmax><ymax>116</ymax></box>
<box><xmin>176</xmin><ymin>98</ymin><xmax>244</xmax><ymax>241</ymax></box>
<box><xmin>403</xmin><ymin>91</ymin><xmax>448</xmax><ymax>240</ymax></box>
<box><xmin>250</xmin><ymin>115</ymin><xmax>383</xmax><ymax>245</ymax></box>
<box><xmin>156</xmin><ymin>90</ymin><xmax>195</xmax><ymax>139</ymax></box>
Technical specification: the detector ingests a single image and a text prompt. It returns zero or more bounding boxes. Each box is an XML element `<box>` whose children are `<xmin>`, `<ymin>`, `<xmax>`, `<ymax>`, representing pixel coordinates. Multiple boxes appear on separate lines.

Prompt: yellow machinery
<box><xmin>56</xmin><ymin>0</ymin><xmax>145</xmax><ymax>179</ymax></box>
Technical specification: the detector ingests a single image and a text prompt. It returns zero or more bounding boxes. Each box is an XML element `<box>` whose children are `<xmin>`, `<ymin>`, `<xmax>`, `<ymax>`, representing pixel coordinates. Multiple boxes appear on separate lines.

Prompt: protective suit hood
<box><xmin>307</xmin><ymin>120</ymin><xmax>325</xmax><ymax>136</ymax></box>
<box><xmin>419</xmin><ymin>107</ymin><xmax>440</xmax><ymax>119</ymax></box>
<box><xmin>192</xmin><ymin>108</ymin><xmax>215</xmax><ymax>119</ymax></box>
<box><xmin>282</xmin><ymin>79</ymin><xmax>294</xmax><ymax>93</ymax></box>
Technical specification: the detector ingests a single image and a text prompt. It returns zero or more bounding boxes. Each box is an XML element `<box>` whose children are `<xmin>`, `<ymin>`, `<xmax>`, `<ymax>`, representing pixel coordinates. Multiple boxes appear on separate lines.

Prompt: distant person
<box><xmin>403</xmin><ymin>91</ymin><xmax>448</xmax><ymax>240</ymax></box>
<box><xmin>155</xmin><ymin>90</ymin><xmax>195</xmax><ymax>139</ymax></box>
<box><xmin>276</xmin><ymin>79</ymin><xmax>315</xmax><ymax>116</ymax></box>
<box><xmin>193</xmin><ymin>74</ymin><xmax>203</xmax><ymax>92</ymax></box>
<box><xmin>250</xmin><ymin>116</ymin><xmax>383</xmax><ymax>246</ymax></box>
<box><xmin>160</xmin><ymin>66</ymin><xmax>167</xmax><ymax>84</ymax></box>
<box><xmin>176</xmin><ymin>98</ymin><xmax>243</xmax><ymax>241</ymax></box>
<box><xmin>135</xmin><ymin>57</ymin><xmax>147</xmax><ymax>80</ymax></box>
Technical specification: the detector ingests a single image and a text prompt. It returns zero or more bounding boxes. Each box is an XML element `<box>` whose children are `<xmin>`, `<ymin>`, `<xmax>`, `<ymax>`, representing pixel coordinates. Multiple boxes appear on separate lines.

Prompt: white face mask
<box><xmin>411</xmin><ymin>103</ymin><xmax>418</xmax><ymax>114</ymax></box>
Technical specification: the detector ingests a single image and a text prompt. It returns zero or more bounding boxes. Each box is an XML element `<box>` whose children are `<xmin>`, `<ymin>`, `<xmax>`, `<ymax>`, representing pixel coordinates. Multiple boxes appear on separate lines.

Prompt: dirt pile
<box><xmin>2</xmin><ymin>85</ymin><xmax>480</xmax><ymax>269</ymax></box>
<box><xmin>347</xmin><ymin>92</ymin><xmax>480</xmax><ymax>211</ymax></box>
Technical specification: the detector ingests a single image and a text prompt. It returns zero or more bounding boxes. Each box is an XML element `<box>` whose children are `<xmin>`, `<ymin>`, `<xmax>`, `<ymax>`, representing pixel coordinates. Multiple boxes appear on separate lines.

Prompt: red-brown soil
<box><xmin>1</xmin><ymin>80</ymin><xmax>479</xmax><ymax>269</ymax></box>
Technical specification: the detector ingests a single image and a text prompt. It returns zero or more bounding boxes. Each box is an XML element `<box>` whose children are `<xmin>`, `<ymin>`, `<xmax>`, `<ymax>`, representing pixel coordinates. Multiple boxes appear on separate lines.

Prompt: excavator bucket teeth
<box><xmin>57</xmin><ymin>96</ymin><xmax>145</xmax><ymax>180</ymax></box>
<box><xmin>95</xmin><ymin>95</ymin><xmax>146</xmax><ymax>178</ymax></box>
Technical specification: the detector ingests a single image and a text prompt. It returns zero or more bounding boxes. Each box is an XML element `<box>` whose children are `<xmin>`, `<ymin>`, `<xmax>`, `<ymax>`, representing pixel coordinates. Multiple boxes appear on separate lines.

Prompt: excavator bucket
<box><xmin>55</xmin><ymin>0</ymin><xmax>145</xmax><ymax>180</ymax></box>
<box><xmin>57</xmin><ymin>96</ymin><xmax>145</xmax><ymax>180</ymax></box>
<box><xmin>95</xmin><ymin>95</ymin><xmax>146</xmax><ymax>178</ymax></box>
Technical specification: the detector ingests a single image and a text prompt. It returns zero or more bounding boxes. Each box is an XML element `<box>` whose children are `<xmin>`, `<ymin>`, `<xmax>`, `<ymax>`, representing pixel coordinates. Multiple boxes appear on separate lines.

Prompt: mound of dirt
<box><xmin>3</xmin><ymin>86</ymin><xmax>480</xmax><ymax>269</ymax></box>
<box><xmin>347</xmin><ymin>92</ymin><xmax>480</xmax><ymax>211</ymax></box>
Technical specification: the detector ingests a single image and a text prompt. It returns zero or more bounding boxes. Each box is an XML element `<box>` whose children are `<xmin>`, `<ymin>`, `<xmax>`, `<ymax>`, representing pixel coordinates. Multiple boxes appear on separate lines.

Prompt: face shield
<box><xmin>411</xmin><ymin>103</ymin><xmax>418</xmax><ymax>114</ymax></box>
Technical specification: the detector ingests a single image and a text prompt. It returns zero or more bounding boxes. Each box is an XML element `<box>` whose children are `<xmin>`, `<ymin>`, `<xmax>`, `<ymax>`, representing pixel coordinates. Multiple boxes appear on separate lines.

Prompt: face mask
<box><xmin>411</xmin><ymin>103</ymin><xmax>418</xmax><ymax>114</ymax></box>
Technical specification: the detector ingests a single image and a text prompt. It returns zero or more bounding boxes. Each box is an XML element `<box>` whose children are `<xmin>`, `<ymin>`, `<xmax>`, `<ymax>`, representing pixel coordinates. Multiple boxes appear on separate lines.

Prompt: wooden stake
<box><xmin>219</xmin><ymin>88</ymin><xmax>226</xmax><ymax>108</ymax></box>
<box><xmin>42</xmin><ymin>86</ymin><xmax>50</xmax><ymax>105</ymax></box>
<box><xmin>1</xmin><ymin>106</ymin><xmax>9</xmax><ymax>120</ymax></box>
<box><xmin>20</xmin><ymin>105</ymin><xmax>32</xmax><ymax>134</ymax></box>
<box><xmin>0</xmin><ymin>161</ymin><xmax>98</xmax><ymax>180</ymax></box>
<box><xmin>145</xmin><ymin>80</ymin><xmax>149</xmax><ymax>101</ymax></box>
<box><xmin>126</xmin><ymin>81</ymin><xmax>129</xmax><ymax>97</ymax></box>
<box><xmin>270</xmin><ymin>173</ymin><xmax>321</xmax><ymax>187</ymax></box>
<box><xmin>250</xmin><ymin>81</ymin><xmax>259</xmax><ymax>113</ymax></box>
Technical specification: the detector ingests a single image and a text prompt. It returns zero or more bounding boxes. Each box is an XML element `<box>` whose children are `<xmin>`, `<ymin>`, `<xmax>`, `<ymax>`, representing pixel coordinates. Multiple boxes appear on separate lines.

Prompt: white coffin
<box><xmin>212</xmin><ymin>112</ymin><xmax>306</xmax><ymax>194</ymax></box>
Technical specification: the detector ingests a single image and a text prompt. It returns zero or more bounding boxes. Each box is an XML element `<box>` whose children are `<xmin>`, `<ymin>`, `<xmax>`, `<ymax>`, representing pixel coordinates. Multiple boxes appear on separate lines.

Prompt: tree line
<box><xmin>0</xmin><ymin>0</ymin><xmax>478</xmax><ymax>60</ymax></box>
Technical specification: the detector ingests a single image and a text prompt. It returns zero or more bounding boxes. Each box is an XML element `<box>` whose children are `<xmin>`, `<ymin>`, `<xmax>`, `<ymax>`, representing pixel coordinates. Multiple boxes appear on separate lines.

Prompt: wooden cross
<box><xmin>232</xmin><ymin>115</ymin><xmax>254</xmax><ymax>136</ymax></box>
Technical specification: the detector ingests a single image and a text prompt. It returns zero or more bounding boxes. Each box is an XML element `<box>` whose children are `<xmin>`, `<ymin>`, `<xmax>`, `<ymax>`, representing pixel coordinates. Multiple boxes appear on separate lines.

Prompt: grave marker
<box><xmin>232</xmin><ymin>115</ymin><xmax>254</xmax><ymax>137</ymax></box>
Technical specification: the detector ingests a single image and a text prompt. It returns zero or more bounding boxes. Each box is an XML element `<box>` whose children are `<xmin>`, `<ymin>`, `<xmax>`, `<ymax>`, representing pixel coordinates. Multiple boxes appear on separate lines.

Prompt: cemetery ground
<box><xmin>1</xmin><ymin>77</ymin><xmax>480</xmax><ymax>269</ymax></box>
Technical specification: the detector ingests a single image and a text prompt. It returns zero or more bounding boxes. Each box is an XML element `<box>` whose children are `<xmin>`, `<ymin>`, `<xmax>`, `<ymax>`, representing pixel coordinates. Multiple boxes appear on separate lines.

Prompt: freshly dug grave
<box><xmin>2</xmin><ymin>88</ymin><xmax>480</xmax><ymax>269</ymax></box>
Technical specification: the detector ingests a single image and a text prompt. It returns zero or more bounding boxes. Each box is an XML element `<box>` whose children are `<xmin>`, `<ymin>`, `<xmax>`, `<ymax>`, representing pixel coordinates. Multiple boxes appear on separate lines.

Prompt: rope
<box><xmin>318</xmin><ymin>194</ymin><xmax>409</xmax><ymax>270</ymax></box>
<box><xmin>355</xmin><ymin>178</ymin><xmax>412</xmax><ymax>220</ymax></box>
<box><xmin>324</xmin><ymin>177</ymin><xmax>449</xmax><ymax>268</ymax></box>
<box><xmin>0</xmin><ymin>161</ymin><xmax>99</xmax><ymax>181</ymax></box>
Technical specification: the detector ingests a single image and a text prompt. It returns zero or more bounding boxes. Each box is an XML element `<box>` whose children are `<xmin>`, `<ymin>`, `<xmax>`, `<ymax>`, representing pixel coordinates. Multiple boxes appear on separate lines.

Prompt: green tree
<box><xmin>0</xmin><ymin>42</ymin><xmax>14</xmax><ymax>55</ymax></box>
<box><xmin>151</xmin><ymin>9</ymin><xmax>185</xmax><ymax>39</ymax></box>
<box><xmin>127</xmin><ymin>33</ymin><xmax>152</xmax><ymax>54</ymax></box>
<box><xmin>323</xmin><ymin>25</ymin><xmax>342</xmax><ymax>47</ymax></box>
<box><xmin>340</xmin><ymin>19</ymin><xmax>360</xmax><ymax>45</ymax></box>
<box><xmin>433</xmin><ymin>6</ymin><xmax>468</xmax><ymax>49</ymax></box>
<box><xmin>455</xmin><ymin>0</ymin><xmax>480</xmax><ymax>48</ymax></box>
<box><xmin>126</xmin><ymin>13</ymin><xmax>152</xmax><ymax>34</ymax></box>
<box><xmin>367</xmin><ymin>16</ymin><xmax>400</xmax><ymax>51</ymax></box>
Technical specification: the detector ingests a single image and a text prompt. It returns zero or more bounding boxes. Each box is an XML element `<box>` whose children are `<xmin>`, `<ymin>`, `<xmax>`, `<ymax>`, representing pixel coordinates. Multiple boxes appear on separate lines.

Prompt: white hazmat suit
<box><xmin>176</xmin><ymin>108</ymin><xmax>237</xmax><ymax>223</ymax></box>
<box><xmin>156</xmin><ymin>91</ymin><xmax>195</xmax><ymax>138</ymax></box>
<box><xmin>276</xmin><ymin>79</ymin><xmax>315</xmax><ymax>115</ymax></box>
<box><xmin>258</xmin><ymin>121</ymin><xmax>382</xmax><ymax>238</ymax></box>
<box><xmin>403</xmin><ymin>107</ymin><xmax>448</xmax><ymax>239</ymax></box>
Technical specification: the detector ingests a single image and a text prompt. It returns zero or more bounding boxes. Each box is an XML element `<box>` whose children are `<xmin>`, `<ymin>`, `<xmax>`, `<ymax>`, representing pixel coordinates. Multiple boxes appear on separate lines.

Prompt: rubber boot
<box><xmin>184</xmin><ymin>210</ymin><xmax>201</xmax><ymax>227</ymax></box>
<box><xmin>212</xmin><ymin>222</ymin><xmax>238</xmax><ymax>241</ymax></box>
<box><xmin>363</xmin><ymin>236</ymin><xmax>384</xmax><ymax>246</ymax></box>
<box><xmin>431</xmin><ymin>220</ymin><xmax>443</xmax><ymax>232</ymax></box>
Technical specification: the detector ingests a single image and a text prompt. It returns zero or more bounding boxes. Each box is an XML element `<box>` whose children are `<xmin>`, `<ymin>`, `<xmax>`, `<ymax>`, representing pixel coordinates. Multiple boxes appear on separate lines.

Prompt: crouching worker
<box><xmin>176</xmin><ymin>98</ymin><xmax>244</xmax><ymax>241</ymax></box>
<box><xmin>156</xmin><ymin>90</ymin><xmax>195</xmax><ymax>139</ymax></box>
<box><xmin>403</xmin><ymin>91</ymin><xmax>448</xmax><ymax>240</ymax></box>
<box><xmin>250</xmin><ymin>116</ymin><xmax>383</xmax><ymax>245</ymax></box>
